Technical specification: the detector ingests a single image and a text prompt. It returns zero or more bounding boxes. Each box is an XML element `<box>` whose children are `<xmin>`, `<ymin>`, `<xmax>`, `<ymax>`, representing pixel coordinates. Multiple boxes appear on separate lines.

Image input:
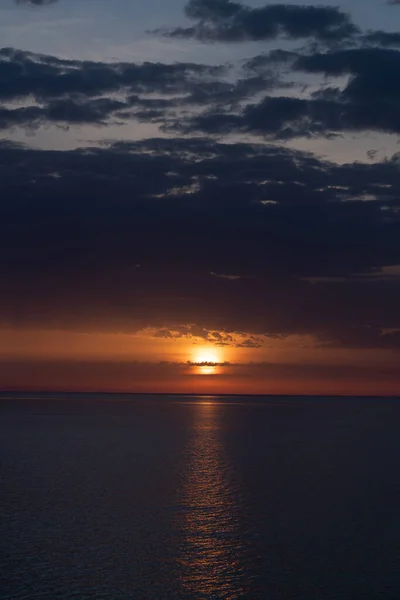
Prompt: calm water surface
<box><xmin>2</xmin><ymin>395</ymin><xmax>400</xmax><ymax>599</ymax></box>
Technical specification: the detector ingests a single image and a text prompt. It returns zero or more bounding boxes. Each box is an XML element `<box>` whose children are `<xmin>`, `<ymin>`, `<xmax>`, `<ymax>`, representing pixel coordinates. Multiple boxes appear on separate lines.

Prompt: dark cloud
<box><xmin>0</xmin><ymin>48</ymin><xmax>226</xmax><ymax>128</ymax></box>
<box><xmin>236</xmin><ymin>338</ymin><xmax>264</xmax><ymax>348</ymax></box>
<box><xmin>158</xmin><ymin>0</ymin><xmax>358</xmax><ymax>42</ymax></box>
<box><xmin>15</xmin><ymin>0</ymin><xmax>57</xmax><ymax>4</ymax></box>
<box><xmin>179</xmin><ymin>94</ymin><xmax>400</xmax><ymax>139</ymax></box>
<box><xmin>182</xmin><ymin>47</ymin><xmax>400</xmax><ymax>139</ymax></box>
<box><xmin>0</xmin><ymin>47</ymin><xmax>283</xmax><ymax>129</ymax></box>
<box><xmin>363</xmin><ymin>31</ymin><xmax>400</xmax><ymax>47</ymax></box>
<box><xmin>0</xmin><ymin>48</ymin><xmax>224</xmax><ymax>102</ymax></box>
<box><xmin>3</xmin><ymin>44</ymin><xmax>400</xmax><ymax>139</ymax></box>
<box><xmin>0</xmin><ymin>98</ymin><xmax>128</xmax><ymax>130</ymax></box>
<box><xmin>1</xmin><ymin>138</ymin><xmax>400</xmax><ymax>350</ymax></box>
<box><xmin>295</xmin><ymin>47</ymin><xmax>400</xmax><ymax>81</ymax></box>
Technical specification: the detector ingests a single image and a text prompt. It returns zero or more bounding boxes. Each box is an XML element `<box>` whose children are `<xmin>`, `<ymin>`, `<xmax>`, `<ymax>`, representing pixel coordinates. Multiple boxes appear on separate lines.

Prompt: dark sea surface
<box><xmin>2</xmin><ymin>394</ymin><xmax>400</xmax><ymax>599</ymax></box>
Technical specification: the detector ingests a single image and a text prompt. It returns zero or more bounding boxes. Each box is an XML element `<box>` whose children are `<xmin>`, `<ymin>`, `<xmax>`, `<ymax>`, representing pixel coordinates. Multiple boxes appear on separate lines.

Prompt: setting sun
<box><xmin>192</xmin><ymin>348</ymin><xmax>221</xmax><ymax>364</ymax></box>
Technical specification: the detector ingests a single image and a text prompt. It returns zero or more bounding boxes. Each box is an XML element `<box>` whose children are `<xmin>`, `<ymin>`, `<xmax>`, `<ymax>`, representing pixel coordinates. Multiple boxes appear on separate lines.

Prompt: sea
<box><xmin>2</xmin><ymin>393</ymin><xmax>400</xmax><ymax>600</ymax></box>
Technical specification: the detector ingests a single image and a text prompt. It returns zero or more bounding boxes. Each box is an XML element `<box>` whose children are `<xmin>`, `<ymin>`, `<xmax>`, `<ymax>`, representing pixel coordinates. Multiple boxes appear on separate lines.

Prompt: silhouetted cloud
<box><xmin>1</xmin><ymin>138</ymin><xmax>400</xmax><ymax>350</ymax></box>
<box><xmin>3</xmin><ymin>44</ymin><xmax>400</xmax><ymax>139</ymax></box>
<box><xmin>363</xmin><ymin>31</ymin><xmax>400</xmax><ymax>46</ymax></box>
<box><xmin>0</xmin><ymin>48</ymin><xmax>224</xmax><ymax>102</ymax></box>
<box><xmin>14</xmin><ymin>0</ymin><xmax>57</xmax><ymax>5</ymax></box>
<box><xmin>158</xmin><ymin>0</ymin><xmax>359</xmax><ymax>42</ymax></box>
<box><xmin>0</xmin><ymin>47</ymin><xmax>286</xmax><ymax>130</ymax></box>
<box><xmin>0</xmin><ymin>48</ymin><xmax>232</xmax><ymax>128</ymax></box>
<box><xmin>180</xmin><ymin>47</ymin><xmax>400</xmax><ymax>139</ymax></box>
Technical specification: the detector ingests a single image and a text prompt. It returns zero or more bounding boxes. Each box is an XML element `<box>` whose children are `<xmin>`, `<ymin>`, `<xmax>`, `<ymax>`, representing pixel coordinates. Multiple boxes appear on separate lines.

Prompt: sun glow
<box><xmin>197</xmin><ymin>365</ymin><xmax>218</xmax><ymax>375</ymax></box>
<box><xmin>192</xmin><ymin>348</ymin><xmax>221</xmax><ymax>365</ymax></box>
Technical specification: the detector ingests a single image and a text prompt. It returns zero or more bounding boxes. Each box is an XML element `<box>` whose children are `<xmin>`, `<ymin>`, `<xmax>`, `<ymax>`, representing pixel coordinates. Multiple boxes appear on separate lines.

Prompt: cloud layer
<box><xmin>2</xmin><ymin>0</ymin><xmax>400</xmax><ymax>360</ymax></box>
<box><xmin>1</xmin><ymin>138</ymin><xmax>400</xmax><ymax>350</ymax></box>
<box><xmin>160</xmin><ymin>0</ymin><xmax>358</xmax><ymax>42</ymax></box>
<box><xmin>15</xmin><ymin>0</ymin><xmax>57</xmax><ymax>5</ymax></box>
<box><xmin>3</xmin><ymin>41</ymin><xmax>400</xmax><ymax>141</ymax></box>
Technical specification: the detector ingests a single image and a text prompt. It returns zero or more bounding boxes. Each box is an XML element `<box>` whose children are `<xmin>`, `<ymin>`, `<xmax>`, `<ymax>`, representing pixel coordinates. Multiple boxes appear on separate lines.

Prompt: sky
<box><xmin>1</xmin><ymin>0</ymin><xmax>400</xmax><ymax>395</ymax></box>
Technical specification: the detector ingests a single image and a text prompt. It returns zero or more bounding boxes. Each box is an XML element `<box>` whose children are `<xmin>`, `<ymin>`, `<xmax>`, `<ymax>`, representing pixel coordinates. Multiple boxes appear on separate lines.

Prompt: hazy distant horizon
<box><xmin>2</xmin><ymin>390</ymin><xmax>400</xmax><ymax>399</ymax></box>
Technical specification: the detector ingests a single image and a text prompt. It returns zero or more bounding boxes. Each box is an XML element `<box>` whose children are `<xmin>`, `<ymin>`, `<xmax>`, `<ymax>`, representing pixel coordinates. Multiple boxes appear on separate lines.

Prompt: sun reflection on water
<box><xmin>196</xmin><ymin>365</ymin><xmax>221</xmax><ymax>376</ymax></box>
<box><xmin>176</xmin><ymin>401</ymin><xmax>248</xmax><ymax>599</ymax></box>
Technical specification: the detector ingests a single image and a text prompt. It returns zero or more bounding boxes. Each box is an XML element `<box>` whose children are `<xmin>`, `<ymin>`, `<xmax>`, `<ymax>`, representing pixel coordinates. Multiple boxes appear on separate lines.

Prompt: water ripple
<box><xmin>175</xmin><ymin>402</ymin><xmax>252</xmax><ymax>599</ymax></box>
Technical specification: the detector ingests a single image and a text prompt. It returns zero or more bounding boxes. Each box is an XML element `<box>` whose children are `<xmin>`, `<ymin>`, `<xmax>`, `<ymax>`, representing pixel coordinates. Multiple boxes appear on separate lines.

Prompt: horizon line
<box><xmin>1</xmin><ymin>390</ymin><xmax>399</xmax><ymax>400</ymax></box>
